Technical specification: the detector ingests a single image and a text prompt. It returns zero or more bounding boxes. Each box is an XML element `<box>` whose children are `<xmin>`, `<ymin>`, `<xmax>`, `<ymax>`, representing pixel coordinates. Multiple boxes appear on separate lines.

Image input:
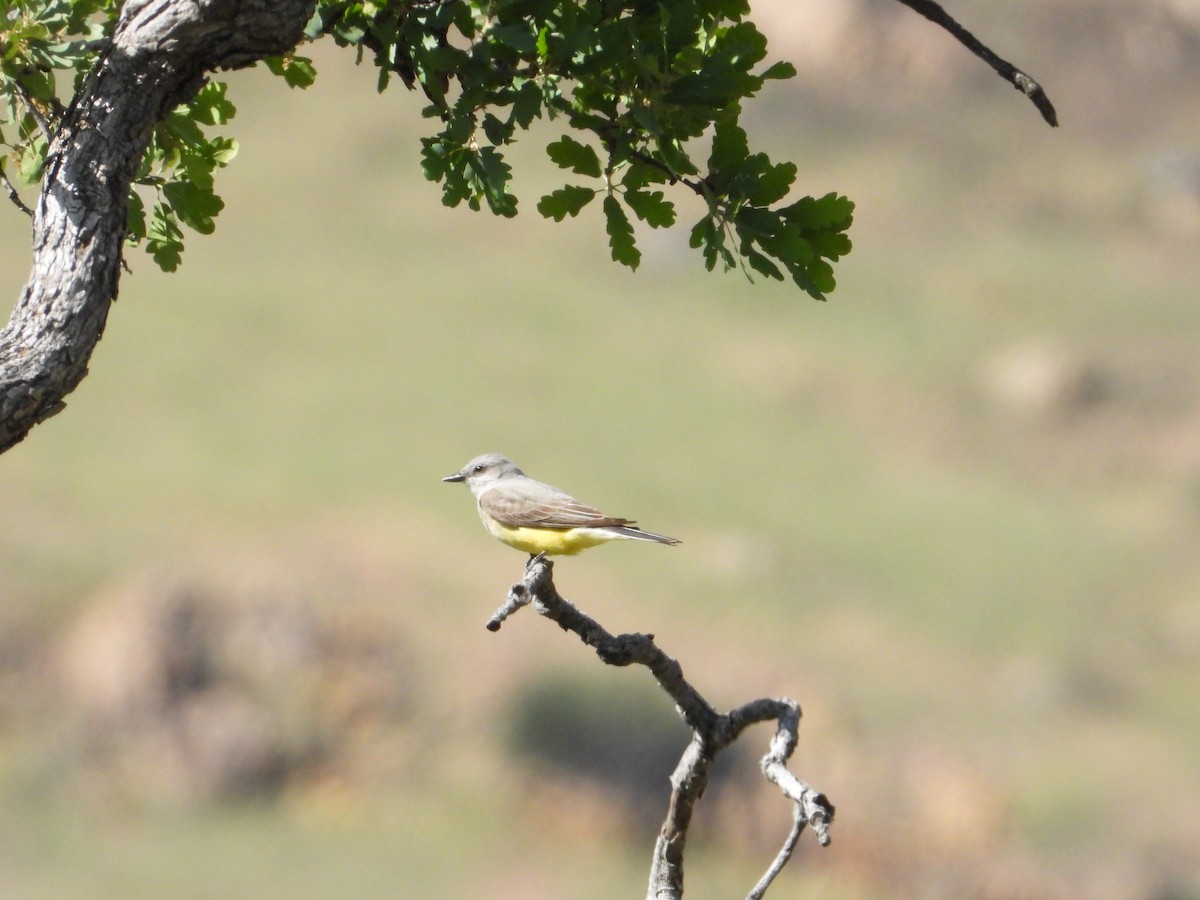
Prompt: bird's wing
<box><xmin>480</xmin><ymin>480</ymin><xmax>633</xmax><ymax>529</ymax></box>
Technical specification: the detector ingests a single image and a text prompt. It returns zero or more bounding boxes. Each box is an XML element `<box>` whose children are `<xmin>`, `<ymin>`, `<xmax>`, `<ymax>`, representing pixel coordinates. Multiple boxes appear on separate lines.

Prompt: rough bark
<box><xmin>489</xmin><ymin>556</ymin><xmax>835</xmax><ymax>899</ymax></box>
<box><xmin>0</xmin><ymin>0</ymin><xmax>315</xmax><ymax>453</ymax></box>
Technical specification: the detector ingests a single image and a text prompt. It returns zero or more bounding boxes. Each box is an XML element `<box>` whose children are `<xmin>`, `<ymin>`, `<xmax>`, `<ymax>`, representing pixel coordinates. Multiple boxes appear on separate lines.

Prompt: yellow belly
<box><xmin>481</xmin><ymin>513</ymin><xmax>615</xmax><ymax>556</ymax></box>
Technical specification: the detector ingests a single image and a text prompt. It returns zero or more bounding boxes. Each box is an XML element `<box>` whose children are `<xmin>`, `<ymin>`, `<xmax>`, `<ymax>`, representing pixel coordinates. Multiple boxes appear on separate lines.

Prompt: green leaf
<box><xmin>712</xmin><ymin>22</ymin><xmax>768</xmax><ymax>70</ymax></box>
<box><xmin>757</xmin><ymin>223</ymin><xmax>812</xmax><ymax>266</ymax></box>
<box><xmin>690</xmin><ymin>216</ymin><xmax>734</xmax><ymax>272</ymax></box>
<box><xmin>537</xmin><ymin>185</ymin><xmax>596</xmax><ymax>221</ymax></box>
<box><xmin>303</xmin><ymin>6</ymin><xmax>331</xmax><ymax>40</ymax></box>
<box><xmin>657</xmin><ymin>138</ymin><xmax>699</xmax><ymax>177</ymax></box>
<box><xmin>157</xmin><ymin>112</ymin><xmax>205</xmax><ymax>147</ymax></box>
<box><xmin>744</xmin><ymin>247</ymin><xmax>783</xmax><ymax>280</ymax></box>
<box><xmin>806</xmin><ymin>259</ymin><xmax>836</xmax><ymax>295</ymax></box>
<box><xmin>664</xmin><ymin>68</ymin><xmax>756</xmax><ymax>108</ymax></box>
<box><xmin>189</xmin><ymin>82</ymin><xmax>236</xmax><ymax>125</ymax></box>
<box><xmin>476</xmin><ymin>146</ymin><xmax>517</xmax><ymax>217</ymax></box>
<box><xmin>18</xmin><ymin>69</ymin><xmax>55</xmax><ymax>102</ymax></box>
<box><xmin>710</xmin><ymin>119</ymin><xmax>749</xmax><ymax>173</ymax></box>
<box><xmin>482</xmin><ymin>112</ymin><xmax>512</xmax><ymax>146</ymax></box>
<box><xmin>510</xmin><ymin>80</ymin><xmax>542</xmax><ymax>128</ymax></box>
<box><xmin>761</xmin><ymin>60</ymin><xmax>796</xmax><ymax>81</ymax></box>
<box><xmin>265</xmin><ymin>54</ymin><xmax>317</xmax><ymax>89</ymax></box>
<box><xmin>420</xmin><ymin>138</ymin><xmax>450</xmax><ymax>182</ymax></box>
<box><xmin>603</xmin><ymin>194</ymin><xmax>640</xmax><ymax>270</ymax></box>
<box><xmin>488</xmin><ymin>24</ymin><xmax>537</xmax><ymax>53</ymax></box>
<box><xmin>782</xmin><ymin>192</ymin><xmax>855</xmax><ymax>230</ymax></box>
<box><xmin>623</xmin><ymin>189</ymin><xmax>675</xmax><ymax>228</ymax></box>
<box><xmin>146</xmin><ymin>204</ymin><xmax>184</xmax><ymax>272</ymax></box>
<box><xmin>149</xmin><ymin>240</ymin><xmax>182</xmax><ymax>272</ymax></box>
<box><xmin>620</xmin><ymin>161</ymin><xmax>670</xmax><ymax>191</ymax></box>
<box><xmin>125</xmin><ymin>190</ymin><xmax>146</xmax><ymax>242</ymax></box>
<box><xmin>746</xmin><ymin>161</ymin><xmax>796</xmax><ymax>206</ymax></box>
<box><xmin>546</xmin><ymin>135</ymin><xmax>602</xmax><ymax>178</ymax></box>
<box><xmin>206</xmin><ymin>136</ymin><xmax>239</xmax><ymax>167</ymax></box>
<box><xmin>734</xmin><ymin>206</ymin><xmax>778</xmax><ymax>237</ymax></box>
<box><xmin>628</xmin><ymin>107</ymin><xmax>663</xmax><ymax>143</ymax></box>
<box><xmin>15</xmin><ymin>135</ymin><xmax>47</xmax><ymax>186</ymax></box>
<box><xmin>709</xmin><ymin>0</ymin><xmax>752</xmax><ymax>21</ymax></box>
<box><xmin>162</xmin><ymin>180</ymin><xmax>224</xmax><ymax>234</ymax></box>
<box><xmin>689</xmin><ymin>217</ymin><xmax>714</xmax><ymax>250</ymax></box>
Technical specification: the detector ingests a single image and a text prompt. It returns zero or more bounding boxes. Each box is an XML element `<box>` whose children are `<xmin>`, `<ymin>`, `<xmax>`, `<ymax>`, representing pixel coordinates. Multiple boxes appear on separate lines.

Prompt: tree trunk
<box><xmin>0</xmin><ymin>0</ymin><xmax>315</xmax><ymax>453</ymax></box>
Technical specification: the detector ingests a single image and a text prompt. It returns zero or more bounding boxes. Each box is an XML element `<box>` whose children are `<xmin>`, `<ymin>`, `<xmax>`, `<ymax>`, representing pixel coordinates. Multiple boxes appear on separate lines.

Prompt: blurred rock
<box><xmin>981</xmin><ymin>342</ymin><xmax>1110</xmax><ymax>418</ymax></box>
<box><xmin>51</xmin><ymin>569</ymin><xmax>413</xmax><ymax>805</ymax></box>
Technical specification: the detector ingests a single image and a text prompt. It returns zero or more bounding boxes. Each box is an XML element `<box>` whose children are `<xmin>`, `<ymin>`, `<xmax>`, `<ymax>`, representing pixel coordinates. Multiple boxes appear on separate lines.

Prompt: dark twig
<box><xmin>10</xmin><ymin>78</ymin><xmax>56</xmax><ymax>144</ymax></box>
<box><xmin>0</xmin><ymin>169</ymin><xmax>33</xmax><ymax>217</ymax></box>
<box><xmin>892</xmin><ymin>0</ymin><xmax>1058</xmax><ymax>126</ymax></box>
<box><xmin>489</xmin><ymin>555</ymin><xmax>834</xmax><ymax>899</ymax></box>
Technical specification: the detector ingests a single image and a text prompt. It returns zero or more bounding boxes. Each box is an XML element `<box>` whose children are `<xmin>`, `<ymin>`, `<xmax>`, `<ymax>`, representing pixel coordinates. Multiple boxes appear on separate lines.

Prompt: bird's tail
<box><xmin>606</xmin><ymin>525</ymin><xmax>680</xmax><ymax>545</ymax></box>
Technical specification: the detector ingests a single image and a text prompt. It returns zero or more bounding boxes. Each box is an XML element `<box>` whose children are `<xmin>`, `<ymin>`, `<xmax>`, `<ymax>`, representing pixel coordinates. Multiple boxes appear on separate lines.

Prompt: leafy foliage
<box><xmin>0</xmin><ymin>0</ymin><xmax>246</xmax><ymax>271</ymax></box>
<box><xmin>308</xmin><ymin>0</ymin><xmax>852</xmax><ymax>297</ymax></box>
<box><xmin>0</xmin><ymin>0</ymin><xmax>853</xmax><ymax>293</ymax></box>
<box><xmin>128</xmin><ymin>83</ymin><xmax>240</xmax><ymax>271</ymax></box>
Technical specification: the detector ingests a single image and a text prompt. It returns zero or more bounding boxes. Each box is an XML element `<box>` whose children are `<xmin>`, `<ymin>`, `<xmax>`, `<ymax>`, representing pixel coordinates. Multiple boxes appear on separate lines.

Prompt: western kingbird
<box><xmin>443</xmin><ymin>453</ymin><xmax>680</xmax><ymax>556</ymax></box>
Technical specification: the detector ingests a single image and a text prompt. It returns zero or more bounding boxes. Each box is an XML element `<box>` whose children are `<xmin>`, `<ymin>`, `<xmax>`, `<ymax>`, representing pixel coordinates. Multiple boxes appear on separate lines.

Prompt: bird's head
<box><xmin>442</xmin><ymin>453</ymin><xmax>524</xmax><ymax>496</ymax></box>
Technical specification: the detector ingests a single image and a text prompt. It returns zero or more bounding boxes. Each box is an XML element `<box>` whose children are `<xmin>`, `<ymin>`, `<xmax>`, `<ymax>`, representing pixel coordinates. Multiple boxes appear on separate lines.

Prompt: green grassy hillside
<box><xmin>1</xmin><ymin>6</ymin><xmax>1198</xmax><ymax>896</ymax></box>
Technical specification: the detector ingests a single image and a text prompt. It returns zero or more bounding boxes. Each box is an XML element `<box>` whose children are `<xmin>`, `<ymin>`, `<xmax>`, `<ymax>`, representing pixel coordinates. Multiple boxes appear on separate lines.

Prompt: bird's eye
<box><xmin>473</xmin><ymin>464</ymin><xmax>487</xmax><ymax>474</ymax></box>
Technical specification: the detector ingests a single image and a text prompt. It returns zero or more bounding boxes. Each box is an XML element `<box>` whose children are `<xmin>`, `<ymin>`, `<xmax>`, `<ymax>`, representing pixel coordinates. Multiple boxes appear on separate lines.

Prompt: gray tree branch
<box><xmin>488</xmin><ymin>555</ymin><xmax>835</xmax><ymax>900</ymax></box>
<box><xmin>0</xmin><ymin>0</ymin><xmax>315</xmax><ymax>453</ymax></box>
<box><xmin>891</xmin><ymin>0</ymin><xmax>1058</xmax><ymax>127</ymax></box>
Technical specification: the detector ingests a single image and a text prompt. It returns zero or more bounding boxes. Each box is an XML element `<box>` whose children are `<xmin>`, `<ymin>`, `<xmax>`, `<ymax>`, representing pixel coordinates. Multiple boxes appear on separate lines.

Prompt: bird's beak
<box><xmin>442</xmin><ymin>472</ymin><xmax>466</xmax><ymax>483</ymax></box>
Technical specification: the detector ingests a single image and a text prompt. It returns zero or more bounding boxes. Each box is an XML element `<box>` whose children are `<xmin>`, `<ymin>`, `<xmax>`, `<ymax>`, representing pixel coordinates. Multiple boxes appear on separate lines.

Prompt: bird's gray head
<box><xmin>442</xmin><ymin>453</ymin><xmax>524</xmax><ymax>497</ymax></box>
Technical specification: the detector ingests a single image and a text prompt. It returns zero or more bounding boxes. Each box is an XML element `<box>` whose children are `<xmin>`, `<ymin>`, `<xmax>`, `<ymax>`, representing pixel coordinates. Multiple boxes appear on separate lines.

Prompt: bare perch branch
<box><xmin>489</xmin><ymin>555</ymin><xmax>835</xmax><ymax>899</ymax></box>
<box><xmin>748</xmin><ymin>803</ymin><xmax>805</xmax><ymax>900</ymax></box>
<box><xmin>892</xmin><ymin>0</ymin><xmax>1058</xmax><ymax>127</ymax></box>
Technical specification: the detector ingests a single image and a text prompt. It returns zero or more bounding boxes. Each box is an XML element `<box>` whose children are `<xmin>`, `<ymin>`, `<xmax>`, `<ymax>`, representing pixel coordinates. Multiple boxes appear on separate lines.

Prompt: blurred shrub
<box><xmin>505</xmin><ymin>674</ymin><xmax>693</xmax><ymax>829</ymax></box>
<box><xmin>49</xmin><ymin>568</ymin><xmax>415</xmax><ymax>805</ymax></box>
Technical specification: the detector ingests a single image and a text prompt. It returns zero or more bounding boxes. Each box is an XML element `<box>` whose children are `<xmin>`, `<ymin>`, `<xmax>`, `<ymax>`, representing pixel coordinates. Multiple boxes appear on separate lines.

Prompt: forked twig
<box><xmin>487</xmin><ymin>555</ymin><xmax>835</xmax><ymax>899</ymax></box>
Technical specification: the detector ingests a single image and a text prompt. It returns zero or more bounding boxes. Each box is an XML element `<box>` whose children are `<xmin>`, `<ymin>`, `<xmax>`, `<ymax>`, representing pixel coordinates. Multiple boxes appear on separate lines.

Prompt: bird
<box><xmin>442</xmin><ymin>453</ymin><xmax>680</xmax><ymax>557</ymax></box>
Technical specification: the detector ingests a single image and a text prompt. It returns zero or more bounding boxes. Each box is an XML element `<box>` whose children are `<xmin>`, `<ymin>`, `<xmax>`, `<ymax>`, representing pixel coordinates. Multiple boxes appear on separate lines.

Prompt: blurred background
<box><xmin>2</xmin><ymin>0</ymin><xmax>1199</xmax><ymax>896</ymax></box>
